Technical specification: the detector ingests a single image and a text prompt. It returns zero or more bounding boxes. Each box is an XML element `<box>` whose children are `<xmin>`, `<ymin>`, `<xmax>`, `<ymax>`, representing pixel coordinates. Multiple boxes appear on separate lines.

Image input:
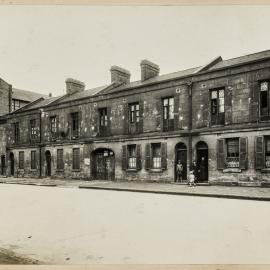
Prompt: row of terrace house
<box><xmin>2</xmin><ymin>50</ymin><xmax>270</xmax><ymax>184</ymax></box>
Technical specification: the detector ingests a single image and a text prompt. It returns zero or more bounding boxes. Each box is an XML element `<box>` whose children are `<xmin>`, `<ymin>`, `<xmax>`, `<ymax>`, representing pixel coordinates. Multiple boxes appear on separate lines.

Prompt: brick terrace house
<box><xmin>1</xmin><ymin>50</ymin><xmax>270</xmax><ymax>184</ymax></box>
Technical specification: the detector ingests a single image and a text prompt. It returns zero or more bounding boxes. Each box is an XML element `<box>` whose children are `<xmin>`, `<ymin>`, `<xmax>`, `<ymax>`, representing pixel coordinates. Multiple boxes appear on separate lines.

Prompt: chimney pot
<box><xmin>140</xmin><ymin>59</ymin><xmax>160</xmax><ymax>81</ymax></box>
<box><xmin>110</xmin><ymin>66</ymin><xmax>130</xmax><ymax>85</ymax></box>
<box><xmin>65</xmin><ymin>78</ymin><xmax>85</xmax><ymax>95</ymax></box>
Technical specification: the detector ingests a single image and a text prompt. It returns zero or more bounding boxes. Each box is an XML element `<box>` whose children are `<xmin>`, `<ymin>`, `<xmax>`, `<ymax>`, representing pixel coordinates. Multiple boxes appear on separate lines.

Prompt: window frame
<box><xmin>72</xmin><ymin>148</ymin><xmax>80</xmax><ymax>170</ymax></box>
<box><xmin>14</xmin><ymin>122</ymin><xmax>20</xmax><ymax>143</ymax></box>
<box><xmin>98</xmin><ymin>108</ymin><xmax>108</xmax><ymax>136</ymax></box>
<box><xmin>57</xmin><ymin>149</ymin><xmax>64</xmax><ymax>171</ymax></box>
<box><xmin>259</xmin><ymin>81</ymin><xmax>270</xmax><ymax>121</ymax></box>
<box><xmin>225</xmin><ymin>138</ymin><xmax>240</xmax><ymax>168</ymax></box>
<box><xmin>162</xmin><ymin>97</ymin><xmax>174</xmax><ymax>131</ymax></box>
<box><xmin>127</xmin><ymin>144</ymin><xmax>137</xmax><ymax>169</ymax></box>
<box><xmin>71</xmin><ymin>112</ymin><xmax>79</xmax><ymax>138</ymax></box>
<box><xmin>19</xmin><ymin>151</ymin><xmax>24</xmax><ymax>170</ymax></box>
<box><xmin>210</xmin><ymin>88</ymin><xmax>225</xmax><ymax>126</ymax></box>
<box><xmin>151</xmin><ymin>143</ymin><xmax>162</xmax><ymax>169</ymax></box>
<box><xmin>50</xmin><ymin>116</ymin><xmax>57</xmax><ymax>136</ymax></box>
<box><xmin>31</xmin><ymin>151</ymin><xmax>37</xmax><ymax>170</ymax></box>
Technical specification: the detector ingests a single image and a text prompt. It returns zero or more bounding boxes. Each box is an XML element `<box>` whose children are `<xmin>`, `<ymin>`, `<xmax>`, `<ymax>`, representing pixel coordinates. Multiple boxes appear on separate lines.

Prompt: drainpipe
<box><xmin>187</xmin><ymin>80</ymin><xmax>193</xmax><ymax>171</ymax></box>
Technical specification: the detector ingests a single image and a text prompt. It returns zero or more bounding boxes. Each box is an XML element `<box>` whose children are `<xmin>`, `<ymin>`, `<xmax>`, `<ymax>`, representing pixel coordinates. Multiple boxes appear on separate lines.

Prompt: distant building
<box><xmin>1</xmin><ymin>50</ymin><xmax>270</xmax><ymax>185</ymax></box>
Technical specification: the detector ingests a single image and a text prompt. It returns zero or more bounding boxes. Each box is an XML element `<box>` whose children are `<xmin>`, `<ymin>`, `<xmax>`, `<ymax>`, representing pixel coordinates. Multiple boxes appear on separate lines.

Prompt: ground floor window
<box><xmin>127</xmin><ymin>145</ymin><xmax>136</xmax><ymax>169</ymax></box>
<box><xmin>152</xmin><ymin>143</ymin><xmax>162</xmax><ymax>169</ymax></box>
<box><xmin>145</xmin><ymin>142</ymin><xmax>167</xmax><ymax>170</ymax></box>
<box><xmin>31</xmin><ymin>151</ymin><xmax>36</xmax><ymax>170</ymax></box>
<box><xmin>19</xmin><ymin>151</ymin><xmax>24</xmax><ymax>169</ymax></box>
<box><xmin>57</xmin><ymin>149</ymin><xmax>64</xmax><ymax>170</ymax></box>
<box><xmin>72</xmin><ymin>148</ymin><xmax>80</xmax><ymax>170</ymax></box>
<box><xmin>226</xmin><ymin>138</ymin><xmax>240</xmax><ymax>168</ymax></box>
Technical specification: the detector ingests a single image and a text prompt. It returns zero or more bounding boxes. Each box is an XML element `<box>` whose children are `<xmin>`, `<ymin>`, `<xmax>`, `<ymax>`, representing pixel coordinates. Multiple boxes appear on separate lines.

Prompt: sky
<box><xmin>0</xmin><ymin>5</ymin><xmax>270</xmax><ymax>96</ymax></box>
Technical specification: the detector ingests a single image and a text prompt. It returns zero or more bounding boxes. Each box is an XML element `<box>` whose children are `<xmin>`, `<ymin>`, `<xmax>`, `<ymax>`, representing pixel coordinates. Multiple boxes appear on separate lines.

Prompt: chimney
<box><xmin>110</xmin><ymin>66</ymin><xmax>130</xmax><ymax>85</ymax></box>
<box><xmin>65</xmin><ymin>78</ymin><xmax>85</xmax><ymax>95</ymax></box>
<box><xmin>140</xmin><ymin>59</ymin><xmax>160</xmax><ymax>81</ymax></box>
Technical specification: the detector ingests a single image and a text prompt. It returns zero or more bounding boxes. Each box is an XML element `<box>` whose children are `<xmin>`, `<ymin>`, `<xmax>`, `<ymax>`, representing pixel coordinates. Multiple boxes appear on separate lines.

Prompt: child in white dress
<box><xmin>188</xmin><ymin>170</ymin><xmax>196</xmax><ymax>187</ymax></box>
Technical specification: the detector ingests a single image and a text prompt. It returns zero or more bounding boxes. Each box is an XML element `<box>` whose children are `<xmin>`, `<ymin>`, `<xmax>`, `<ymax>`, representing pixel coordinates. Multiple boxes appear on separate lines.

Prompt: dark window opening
<box><xmin>50</xmin><ymin>116</ymin><xmax>57</xmax><ymax>136</ymax></box>
<box><xmin>14</xmin><ymin>122</ymin><xmax>20</xmax><ymax>143</ymax></box>
<box><xmin>71</xmin><ymin>112</ymin><xmax>79</xmax><ymax>138</ymax></box>
<box><xmin>19</xmin><ymin>151</ymin><xmax>24</xmax><ymax>169</ymax></box>
<box><xmin>127</xmin><ymin>144</ymin><xmax>136</xmax><ymax>169</ymax></box>
<box><xmin>72</xmin><ymin>148</ymin><xmax>80</xmax><ymax>170</ymax></box>
<box><xmin>99</xmin><ymin>108</ymin><xmax>108</xmax><ymax>136</ymax></box>
<box><xmin>129</xmin><ymin>103</ymin><xmax>140</xmax><ymax>133</ymax></box>
<box><xmin>260</xmin><ymin>81</ymin><xmax>270</xmax><ymax>120</ymax></box>
<box><xmin>57</xmin><ymin>149</ymin><xmax>64</xmax><ymax>170</ymax></box>
<box><xmin>162</xmin><ymin>97</ymin><xmax>174</xmax><ymax>131</ymax></box>
<box><xmin>30</xmin><ymin>119</ymin><xmax>39</xmax><ymax>140</ymax></box>
<box><xmin>31</xmin><ymin>151</ymin><xmax>36</xmax><ymax>170</ymax></box>
<box><xmin>210</xmin><ymin>89</ymin><xmax>225</xmax><ymax>126</ymax></box>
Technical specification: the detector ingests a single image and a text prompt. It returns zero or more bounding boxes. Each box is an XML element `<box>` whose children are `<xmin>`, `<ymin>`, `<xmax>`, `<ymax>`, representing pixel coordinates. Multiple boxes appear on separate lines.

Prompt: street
<box><xmin>0</xmin><ymin>183</ymin><xmax>270</xmax><ymax>264</ymax></box>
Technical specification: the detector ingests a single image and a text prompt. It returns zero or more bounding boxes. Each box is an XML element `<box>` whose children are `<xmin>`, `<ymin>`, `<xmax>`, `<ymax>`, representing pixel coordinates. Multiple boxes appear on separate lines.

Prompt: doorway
<box><xmin>196</xmin><ymin>141</ymin><xmax>208</xmax><ymax>182</ymax></box>
<box><xmin>91</xmin><ymin>148</ymin><xmax>115</xmax><ymax>180</ymax></box>
<box><xmin>175</xmin><ymin>142</ymin><xmax>187</xmax><ymax>181</ymax></box>
<box><xmin>45</xmin><ymin>150</ymin><xmax>52</xmax><ymax>177</ymax></box>
<box><xmin>9</xmin><ymin>153</ymin><xmax>14</xmax><ymax>176</ymax></box>
<box><xmin>1</xmin><ymin>155</ymin><xmax>5</xmax><ymax>175</ymax></box>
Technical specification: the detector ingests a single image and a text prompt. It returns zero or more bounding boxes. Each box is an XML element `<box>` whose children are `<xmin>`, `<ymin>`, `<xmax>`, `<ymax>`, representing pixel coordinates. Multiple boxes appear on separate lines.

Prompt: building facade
<box><xmin>1</xmin><ymin>50</ymin><xmax>270</xmax><ymax>184</ymax></box>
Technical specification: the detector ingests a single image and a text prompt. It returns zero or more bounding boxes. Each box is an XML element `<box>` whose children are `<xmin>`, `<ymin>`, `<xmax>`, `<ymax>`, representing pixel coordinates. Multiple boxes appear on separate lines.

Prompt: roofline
<box><xmin>9</xmin><ymin>97</ymin><xmax>45</xmax><ymax>115</ymax></box>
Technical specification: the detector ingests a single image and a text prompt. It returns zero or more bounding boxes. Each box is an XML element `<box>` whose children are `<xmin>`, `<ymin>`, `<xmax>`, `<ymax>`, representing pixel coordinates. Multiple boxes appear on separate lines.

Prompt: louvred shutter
<box><xmin>145</xmin><ymin>143</ymin><xmax>151</xmax><ymax>170</ymax></box>
<box><xmin>156</xmin><ymin>98</ymin><xmax>162</xmax><ymax>131</ymax></box>
<box><xmin>138</xmin><ymin>101</ymin><xmax>144</xmax><ymax>133</ymax></box>
<box><xmin>136</xmin><ymin>144</ymin><xmax>142</xmax><ymax>170</ymax></box>
<box><xmin>255</xmin><ymin>136</ymin><xmax>264</xmax><ymax>169</ymax></box>
<box><xmin>250</xmin><ymin>82</ymin><xmax>259</xmax><ymax>123</ymax></box>
<box><xmin>107</xmin><ymin>107</ymin><xmax>111</xmax><ymax>136</ymax></box>
<box><xmin>217</xmin><ymin>139</ymin><xmax>225</xmax><ymax>170</ymax></box>
<box><xmin>174</xmin><ymin>95</ymin><xmax>179</xmax><ymax>130</ymax></box>
<box><xmin>239</xmin><ymin>137</ymin><xmax>248</xmax><ymax>170</ymax></box>
<box><xmin>161</xmin><ymin>142</ymin><xmax>167</xmax><ymax>170</ymax></box>
<box><xmin>123</xmin><ymin>103</ymin><xmax>129</xmax><ymax>134</ymax></box>
<box><xmin>122</xmin><ymin>145</ymin><xmax>127</xmax><ymax>171</ymax></box>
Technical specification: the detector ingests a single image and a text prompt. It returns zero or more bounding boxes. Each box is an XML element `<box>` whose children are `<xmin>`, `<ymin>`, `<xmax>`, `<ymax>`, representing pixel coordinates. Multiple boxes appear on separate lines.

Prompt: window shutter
<box><xmin>239</xmin><ymin>137</ymin><xmax>248</xmax><ymax>170</ymax></box>
<box><xmin>79</xmin><ymin>110</ymin><xmax>82</xmax><ymax>137</ymax></box>
<box><xmin>136</xmin><ymin>144</ymin><xmax>142</xmax><ymax>170</ymax></box>
<box><xmin>123</xmin><ymin>103</ymin><xmax>129</xmax><ymax>134</ymax></box>
<box><xmin>250</xmin><ymin>82</ymin><xmax>259</xmax><ymax>122</ymax></box>
<box><xmin>156</xmin><ymin>98</ymin><xmax>162</xmax><ymax>131</ymax></box>
<box><xmin>28</xmin><ymin>120</ymin><xmax>32</xmax><ymax>142</ymax></box>
<box><xmin>107</xmin><ymin>107</ymin><xmax>111</xmax><ymax>136</ymax></box>
<box><xmin>217</xmin><ymin>139</ymin><xmax>225</xmax><ymax>170</ymax></box>
<box><xmin>11</xmin><ymin>123</ymin><xmax>15</xmax><ymax>143</ymax></box>
<box><xmin>122</xmin><ymin>145</ymin><xmax>127</xmax><ymax>171</ymax></box>
<box><xmin>145</xmin><ymin>143</ymin><xmax>151</xmax><ymax>170</ymax></box>
<box><xmin>67</xmin><ymin>113</ymin><xmax>72</xmax><ymax>139</ymax></box>
<box><xmin>225</xmin><ymin>87</ymin><xmax>232</xmax><ymax>124</ymax></box>
<box><xmin>174</xmin><ymin>95</ymin><xmax>179</xmax><ymax>130</ymax></box>
<box><xmin>138</xmin><ymin>101</ymin><xmax>144</xmax><ymax>133</ymax></box>
<box><xmin>255</xmin><ymin>136</ymin><xmax>264</xmax><ymax>169</ymax></box>
<box><xmin>161</xmin><ymin>142</ymin><xmax>167</xmax><ymax>170</ymax></box>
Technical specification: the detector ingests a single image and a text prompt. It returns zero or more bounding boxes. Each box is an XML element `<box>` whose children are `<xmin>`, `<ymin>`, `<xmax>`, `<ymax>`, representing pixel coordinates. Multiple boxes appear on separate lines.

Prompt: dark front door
<box><xmin>45</xmin><ymin>151</ymin><xmax>51</xmax><ymax>177</ymax></box>
<box><xmin>10</xmin><ymin>153</ymin><xmax>14</xmax><ymax>176</ymax></box>
<box><xmin>92</xmin><ymin>149</ymin><xmax>115</xmax><ymax>180</ymax></box>
<box><xmin>175</xmin><ymin>143</ymin><xmax>187</xmax><ymax>181</ymax></box>
<box><xmin>196</xmin><ymin>142</ymin><xmax>208</xmax><ymax>182</ymax></box>
<box><xmin>1</xmin><ymin>155</ymin><xmax>5</xmax><ymax>175</ymax></box>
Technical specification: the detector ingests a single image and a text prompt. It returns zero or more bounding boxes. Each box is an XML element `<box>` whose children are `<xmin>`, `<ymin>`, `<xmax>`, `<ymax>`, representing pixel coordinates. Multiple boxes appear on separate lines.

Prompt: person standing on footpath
<box><xmin>176</xmin><ymin>160</ymin><xmax>184</xmax><ymax>183</ymax></box>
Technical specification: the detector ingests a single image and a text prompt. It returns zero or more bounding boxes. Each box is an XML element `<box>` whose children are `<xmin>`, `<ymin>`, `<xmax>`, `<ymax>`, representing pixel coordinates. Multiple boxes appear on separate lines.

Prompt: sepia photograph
<box><xmin>0</xmin><ymin>2</ymin><xmax>270</xmax><ymax>268</ymax></box>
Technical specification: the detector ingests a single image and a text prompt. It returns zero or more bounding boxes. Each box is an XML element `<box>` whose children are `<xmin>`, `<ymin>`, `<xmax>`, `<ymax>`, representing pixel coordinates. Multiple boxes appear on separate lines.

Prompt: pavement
<box><xmin>1</xmin><ymin>176</ymin><xmax>270</xmax><ymax>201</ymax></box>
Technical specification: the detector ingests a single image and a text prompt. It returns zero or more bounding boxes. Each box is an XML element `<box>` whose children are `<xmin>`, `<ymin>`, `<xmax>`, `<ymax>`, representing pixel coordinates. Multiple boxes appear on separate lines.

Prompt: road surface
<box><xmin>0</xmin><ymin>183</ymin><xmax>269</xmax><ymax>264</ymax></box>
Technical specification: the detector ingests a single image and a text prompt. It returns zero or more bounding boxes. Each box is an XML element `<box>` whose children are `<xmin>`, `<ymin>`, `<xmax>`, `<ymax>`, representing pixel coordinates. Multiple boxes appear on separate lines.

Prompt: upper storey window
<box><xmin>162</xmin><ymin>97</ymin><xmax>174</xmax><ymax>131</ymax></box>
<box><xmin>260</xmin><ymin>81</ymin><xmax>270</xmax><ymax>121</ymax></box>
<box><xmin>210</xmin><ymin>88</ymin><xmax>225</xmax><ymax>126</ymax></box>
<box><xmin>71</xmin><ymin>112</ymin><xmax>79</xmax><ymax>138</ymax></box>
<box><xmin>98</xmin><ymin>108</ymin><xmax>108</xmax><ymax>137</ymax></box>
<box><xmin>129</xmin><ymin>103</ymin><xmax>140</xmax><ymax>134</ymax></box>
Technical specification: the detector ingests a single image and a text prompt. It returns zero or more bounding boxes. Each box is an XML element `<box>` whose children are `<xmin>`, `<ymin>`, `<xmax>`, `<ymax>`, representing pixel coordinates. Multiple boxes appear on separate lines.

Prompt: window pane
<box><xmin>219</xmin><ymin>89</ymin><xmax>224</xmax><ymax>98</ymax></box>
<box><xmin>163</xmin><ymin>99</ymin><xmax>168</xmax><ymax>106</ymax></box>
<box><xmin>211</xmin><ymin>90</ymin><xmax>217</xmax><ymax>99</ymax></box>
<box><xmin>261</xmin><ymin>82</ymin><xmax>268</xmax><ymax>91</ymax></box>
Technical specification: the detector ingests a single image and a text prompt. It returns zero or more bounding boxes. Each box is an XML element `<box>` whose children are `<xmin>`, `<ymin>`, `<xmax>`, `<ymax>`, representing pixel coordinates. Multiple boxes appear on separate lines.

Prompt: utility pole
<box><xmin>187</xmin><ymin>80</ymin><xmax>193</xmax><ymax>171</ymax></box>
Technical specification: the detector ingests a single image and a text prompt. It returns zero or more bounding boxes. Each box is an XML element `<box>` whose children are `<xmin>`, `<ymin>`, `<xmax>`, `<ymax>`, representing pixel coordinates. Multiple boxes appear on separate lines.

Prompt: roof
<box><xmin>209</xmin><ymin>49</ymin><xmax>270</xmax><ymax>71</ymax></box>
<box><xmin>99</xmin><ymin>66</ymin><xmax>200</xmax><ymax>95</ymax></box>
<box><xmin>12</xmin><ymin>88</ymin><xmax>48</xmax><ymax>102</ymax></box>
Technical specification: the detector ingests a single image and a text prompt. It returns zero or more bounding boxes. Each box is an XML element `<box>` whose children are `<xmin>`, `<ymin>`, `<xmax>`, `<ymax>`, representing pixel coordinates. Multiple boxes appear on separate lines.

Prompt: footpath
<box><xmin>1</xmin><ymin>177</ymin><xmax>270</xmax><ymax>201</ymax></box>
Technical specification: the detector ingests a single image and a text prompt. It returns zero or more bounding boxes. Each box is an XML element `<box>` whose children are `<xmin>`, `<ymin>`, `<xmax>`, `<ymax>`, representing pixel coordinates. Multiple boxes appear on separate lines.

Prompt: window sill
<box><xmin>30</xmin><ymin>169</ymin><xmax>37</xmax><ymax>171</ymax></box>
<box><xmin>150</xmin><ymin>168</ymin><xmax>163</xmax><ymax>173</ymax></box>
<box><xmin>223</xmin><ymin>168</ymin><xmax>241</xmax><ymax>173</ymax></box>
<box><xmin>261</xmin><ymin>168</ymin><xmax>270</xmax><ymax>173</ymax></box>
<box><xmin>72</xmin><ymin>169</ymin><xmax>81</xmax><ymax>172</ymax></box>
<box><xmin>126</xmin><ymin>169</ymin><xmax>138</xmax><ymax>172</ymax></box>
<box><xmin>56</xmin><ymin>170</ymin><xmax>64</xmax><ymax>173</ymax></box>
